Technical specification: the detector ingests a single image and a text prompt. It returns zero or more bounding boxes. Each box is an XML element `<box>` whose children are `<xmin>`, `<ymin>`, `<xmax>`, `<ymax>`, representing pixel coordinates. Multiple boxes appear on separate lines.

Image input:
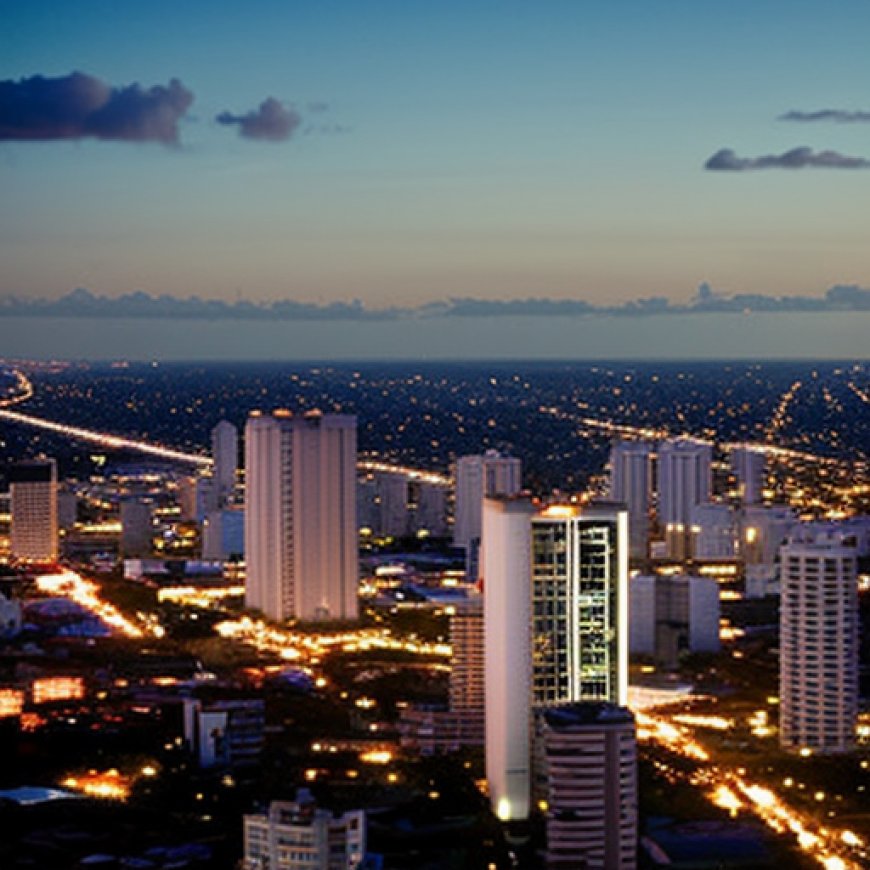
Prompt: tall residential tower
<box><xmin>244</xmin><ymin>411</ymin><xmax>358</xmax><ymax>622</ymax></box>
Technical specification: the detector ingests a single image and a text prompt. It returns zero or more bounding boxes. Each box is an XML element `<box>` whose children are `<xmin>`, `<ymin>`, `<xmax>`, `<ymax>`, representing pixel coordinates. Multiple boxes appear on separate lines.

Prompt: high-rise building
<box><xmin>243</xmin><ymin>789</ymin><xmax>367</xmax><ymax>870</ymax></box>
<box><xmin>245</xmin><ymin>411</ymin><xmax>358</xmax><ymax>622</ymax></box>
<box><xmin>454</xmin><ymin>451</ymin><xmax>522</xmax><ymax>580</ymax></box>
<box><xmin>183</xmin><ymin>698</ymin><xmax>265</xmax><ymax>768</ymax></box>
<box><xmin>730</xmin><ymin>445</ymin><xmax>765</xmax><ymax>505</ymax></box>
<box><xmin>211</xmin><ymin>420</ymin><xmax>239</xmax><ymax>509</ymax></box>
<box><xmin>483</xmin><ymin>498</ymin><xmax>630</xmax><ymax>823</ymax></box>
<box><xmin>629</xmin><ymin>574</ymin><xmax>720</xmax><ymax>668</ymax></box>
<box><xmin>10</xmin><ymin>459</ymin><xmax>58</xmax><ymax>562</ymax></box>
<box><xmin>537</xmin><ymin>704</ymin><xmax>637</xmax><ymax>870</ymax></box>
<box><xmin>779</xmin><ymin>523</ymin><xmax>863</xmax><ymax>754</ymax></box>
<box><xmin>657</xmin><ymin>439</ymin><xmax>712</xmax><ymax>559</ymax></box>
<box><xmin>448</xmin><ymin>595</ymin><xmax>485</xmax><ymax>740</ymax></box>
<box><xmin>609</xmin><ymin>441</ymin><xmax>653</xmax><ymax>560</ymax></box>
<box><xmin>454</xmin><ymin>451</ymin><xmax>522</xmax><ymax>551</ymax></box>
<box><xmin>531</xmin><ymin>504</ymin><xmax>629</xmax><ymax>708</ymax></box>
<box><xmin>483</xmin><ymin>495</ymin><xmax>536</xmax><ymax>822</ymax></box>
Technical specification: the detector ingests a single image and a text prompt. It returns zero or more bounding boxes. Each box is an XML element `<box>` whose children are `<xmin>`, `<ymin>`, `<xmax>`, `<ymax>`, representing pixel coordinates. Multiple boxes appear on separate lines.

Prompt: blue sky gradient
<box><xmin>2</xmin><ymin>1</ymin><xmax>870</xmax><ymax>356</ymax></box>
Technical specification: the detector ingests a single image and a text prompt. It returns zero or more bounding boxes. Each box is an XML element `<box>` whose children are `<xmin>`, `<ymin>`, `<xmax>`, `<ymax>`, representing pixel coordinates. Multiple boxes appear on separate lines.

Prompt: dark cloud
<box><xmin>3</xmin><ymin>284</ymin><xmax>870</xmax><ymax>322</ymax></box>
<box><xmin>705</xmin><ymin>146</ymin><xmax>870</xmax><ymax>170</ymax></box>
<box><xmin>0</xmin><ymin>72</ymin><xmax>193</xmax><ymax>144</ymax></box>
<box><xmin>215</xmin><ymin>97</ymin><xmax>301</xmax><ymax>141</ymax></box>
<box><xmin>780</xmin><ymin>109</ymin><xmax>870</xmax><ymax>123</ymax></box>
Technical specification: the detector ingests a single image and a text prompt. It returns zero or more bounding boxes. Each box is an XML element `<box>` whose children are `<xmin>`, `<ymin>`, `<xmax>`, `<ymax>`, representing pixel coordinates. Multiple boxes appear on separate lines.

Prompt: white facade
<box><xmin>483</xmin><ymin>496</ymin><xmax>536</xmax><ymax>822</ymax></box>
<box><xmin>243</xmin><ymin>790</ymin><xmax>366</xmax><ymax>870</ymax></box>
<box><xmin>538</xmin><ymin>704</ymin><xmax>637</xmax><ymax>870</ymax></box>
<box><xmin>779</xmin><ymin>524</ymin><xmax>862</xmax><ymax>754</ymax></box>
<box><xmin>10</xmin><ymin>459</ymin><xmax>58</xmax><ymax>562</ymax></box>
<box><xmin>690</xmin><ymin>502</ymin><xmax>736</xmax><ymax>559</ymax></box>
<box><xmin>730</xmin><ymin>445</ymin><xmax>765</xmax><ymax>505</ymax></box>
<box><xmin>609</xmin><ymin>441</ymin><xmax>653</xmax><ymax>560</ymax></box>
<box><xmin>211</xmin><ymin>419</ymin><xmax>239</xmax><ymax>509</ymax></box>
<box><xmin>245</xmin><ymin>411</ymin><xmax>358</xmax><ymax>622</ymax></box>
<box><xmin>483</xmin><ymin>498</ymin><xmax>630</xmax><ymax>824</ymax></box>
<box><xmin>657</xmin><ymin>439</ymin><xmax>712</xmax><ymax>559</ymax></box>
<box><xmin>453</xmin><ymin>451</ymin><xmax>522</xmax><ymax>552</ymax></box>
<box><xmin>629</xmin><ymin>574</ymin><xmax>720</xmax><ymax>665</ymax></box>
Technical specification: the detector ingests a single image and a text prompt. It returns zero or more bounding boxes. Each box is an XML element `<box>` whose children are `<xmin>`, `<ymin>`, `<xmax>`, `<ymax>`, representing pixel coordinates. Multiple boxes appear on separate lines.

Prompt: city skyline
<box><xmin>3</xmin><ymin>2</ymin><xmax>870</xmax><ymax>359</ymax></box>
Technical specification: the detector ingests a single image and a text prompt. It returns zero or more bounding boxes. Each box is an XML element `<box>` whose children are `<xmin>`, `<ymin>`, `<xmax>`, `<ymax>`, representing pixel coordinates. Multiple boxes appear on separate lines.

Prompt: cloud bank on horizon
<box><xmin>706</xmin><ymin>146</ymin><xmax>870</xmax><ymax>171</ymax></box>
<box><xmin>1</xmin><ymin>284</ymin><xmax>869</xmax><ymax>322</ymax></box>
<box><xmin>780</xmin><ymin>109</ymin><xmax>870</xmax><ymax>123</ymax></box>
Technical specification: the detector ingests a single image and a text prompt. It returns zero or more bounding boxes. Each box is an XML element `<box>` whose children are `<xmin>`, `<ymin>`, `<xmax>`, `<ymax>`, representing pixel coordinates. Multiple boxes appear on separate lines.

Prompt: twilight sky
<box><xmin>2</xmin><ymin>0</ymin><xmax>870</xmax><ymax>358</ymax></box>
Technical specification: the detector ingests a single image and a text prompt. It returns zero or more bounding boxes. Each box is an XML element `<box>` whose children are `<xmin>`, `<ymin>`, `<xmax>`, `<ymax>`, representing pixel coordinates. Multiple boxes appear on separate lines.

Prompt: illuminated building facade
<box><xmin>245</xmin><ymin>411</ymin><xmax>358</xmax><ymax>622</ymax></box>
<box><xmin>537</xmin><ymin>703</ymin><xmax>637</xmax><ymax>870</ymax></box>
<box><xmin>10</xmin><ymin>458</ymin><xmax>58</xmax><ymax>562</ymax></box>
<box><xmin>779</xmin><ymin>524</ymin><xmax>860</xmax><ymax>754</ymax></box>
<box><xmin>483</xmin><ymin>498</ymin><xmax>629</xmax><ymax>824</ymax></box>
<box><xmin>531</xmin><ymin>504</ymin><xmax>629</xmax><ymax>708</ymax></box>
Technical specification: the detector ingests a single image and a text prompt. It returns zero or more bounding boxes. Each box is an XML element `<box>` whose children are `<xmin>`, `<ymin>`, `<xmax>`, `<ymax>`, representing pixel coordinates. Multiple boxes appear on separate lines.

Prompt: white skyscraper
<box><xmin>10</xmin><ymin>459</ymin><xmax>58</xmax><ymax>562</ymax></box>
<box><xmin>482</xmin><ymin>495</ymin><xmax>536</xmax><ymax>823</ymax></box>
<box><xmin>609</xmin><ymin>441</ymin><xmax>653</xmax><ymax>560</ymax></box>
<box><xmin>483</xmin><ymin>498</ymin><xmax>630</xmax><ymax>824</ymax></box>
<box><xmin>244</xmin><ymin>411</ymin><xmax>358</xmax><ymax>622</ymax></box>
<box><xmin>211</xmin><ymin>419</ymin><xmax>238</xmax><ymax>509</ymax></box>
<box><xmin>779</xmin><ymin>523</ymin><xmax>863</xmax><ymax>754</ymax></box>
<box><xmin>657</xmin><ymin>439</ymin><xmax>712</xmax><ymax>559</ymax></box>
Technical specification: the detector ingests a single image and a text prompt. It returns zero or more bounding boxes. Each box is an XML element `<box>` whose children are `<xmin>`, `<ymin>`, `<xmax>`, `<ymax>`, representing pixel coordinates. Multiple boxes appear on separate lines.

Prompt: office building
<box><xmin>779</xmin><ymin>523</ymin><xmax>863</xmax><ymax>754</ymax></box>
<box><xmin>609</xmin><ymin>441</ymin><xmax>653</xmax><ymax>560</ymax></box>
<box><xmin>454</xmin><ymin>451</ymin><xmax>521</xmax><ymax>581</ymax></box>
<box><xmin>531</xmin><ymin>504</ymin><xmax>629</xmax><ymax>708</ymax></box>
<box><xmin>537</xmin><ymin>704</ymin><xmax>637</xmax><ymax>870</ymax></box>
<box><xmin>212</xmin><ymin>419</ymin><xmax>239</xmax><ymax>509</ymax></box>
<box><xmin>483</xmin><ymin>498</ymin><xmax>629</xmax><ymax>823</ymax></box>
<box><xmin>657</xmin><ymin>439</ymin><xmax>712</xmax><ymax>559</ymax></box>
<box><xmin>730</xmin><ymin>445</ymin><xmax>765</xmax><ymax>505</ymax></box>
<box><xmin>245</xmin><ymin>411</ymin><xmax>358</xmax><ymax>622</ymax></box>
<box><xmin>629</xmin><ymin>574</ymin><xmax>720</xmax><ymax>668</ymax></box>
<box><xmin>243</xmin><ymin>789</ymin><xmax>366</xmax><ymax>870</ymax></box>
<box><xmin>10</xmin><ymin>459</ymin><xmax>58</xmax><ymax>562</ymax></box>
